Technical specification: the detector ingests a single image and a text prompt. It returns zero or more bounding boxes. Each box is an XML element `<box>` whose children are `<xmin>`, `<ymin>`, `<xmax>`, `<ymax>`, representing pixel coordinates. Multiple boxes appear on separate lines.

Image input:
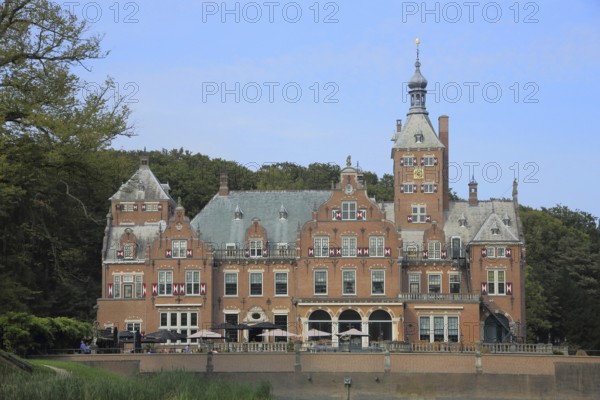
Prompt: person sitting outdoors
<box><xmin>80</xmin><ymin>340</ymin><xmax>90</xmax><ymax>354</ymax></box>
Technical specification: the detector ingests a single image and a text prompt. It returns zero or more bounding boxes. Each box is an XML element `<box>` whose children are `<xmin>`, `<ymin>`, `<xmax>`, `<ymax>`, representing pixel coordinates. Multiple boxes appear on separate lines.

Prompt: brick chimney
<box><xmin>468</xmin><ymin>177</ymin><xmax>478</xmax><ymax>206</ymax></box>
<box><xmin>438</xmin><ymin>115</ymin><xmax>449</xmax><ymax>210</ymax></box>
<box><xmin>396</xmin><ymin>119</ymin><xmax>402</xmax><ymax>132</ymax></box>
<box><xmin>219</xmin><ymin>172</ymin><xmax>229</xmax><ymax>196</ymax></box>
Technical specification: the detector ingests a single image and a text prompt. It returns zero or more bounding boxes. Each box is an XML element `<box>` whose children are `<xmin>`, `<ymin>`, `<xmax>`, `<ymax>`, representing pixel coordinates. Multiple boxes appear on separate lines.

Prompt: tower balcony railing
<box><xmin>398</xmin><ymin>292</ymin><xmax>479</xmax><ymax>302</ymax></box>
<box><xmin>213</xmin><ymin>246</ymin><xmax>297</xmax><ymax>262</ymax></box>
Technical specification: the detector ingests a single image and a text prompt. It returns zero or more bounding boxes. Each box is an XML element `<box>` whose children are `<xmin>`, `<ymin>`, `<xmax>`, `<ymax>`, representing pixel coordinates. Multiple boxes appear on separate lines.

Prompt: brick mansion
<box><xmin>96</xmin><ymin>46</ymin><xmax>526</xmax><ymax>349</ymax></box>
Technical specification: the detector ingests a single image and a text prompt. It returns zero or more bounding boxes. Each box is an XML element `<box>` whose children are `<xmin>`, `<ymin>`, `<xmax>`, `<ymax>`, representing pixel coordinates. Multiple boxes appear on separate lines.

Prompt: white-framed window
<box><xmin>486</xmin><ymin>246</ymin><xmax>496</xmax><ymax>258</ymax></box>
<box><xmin>249</xmin><ymin>272</ymin><xmax>263</xmax><ymax>296</ymax></box>
<box><xmin>371</xmin><ymin>270</ymin><xmax>385</xmax><ymax>295</ymax></box>
<box><xmin>113</xmin><ymin>274</ymin><xmax>143</xmax><ymax>299</ymax></box>
<box><xmin>369</xmin><ymin>236</ymin><xmax>385</xmax><ymax>257</ymax></box>
<box><xmin>420</xmin><ymin>315</ymin><xmax>459</xmax><ymax>342</ymax></box>
<box><xmin>423</xmin><ymin>183</ymin><xmax>435</xmax><ymax>193</ymax></box>
<box><xmin>113</xmin><ymin>275</ymin><xmax>121</xmax><ymax>298</ymax></box>
<box><xmin>449</xmin><ymin>273</ymin><xmax>460</xmax><ymax>294</ymax></box>
<box><xmin>402</xmin><ymin>156</ymin><xmax>414</xmax><ymax>167</ymax></box>
<box><xmin>121</xmin><ymin>203</ymin><xmax>134</xmax><ymax>212</ymax></box>
<box><xmin>275</xmin><ymin>243</ymin><xmax>289</xmax><ymax>257</ymax></box>
<box><xmin>451</xmin><ymin>237</ymin><xmax>462</xmax><ymax>258</ymax></box>
<box><xmin>145</xmin><ymin>203</ymin><xmax>159</xmax><ymax>212</ymax></box>
<box><xmin>314</xmin><ymin>236</ymin><xmax>329</xmax><ymax>257</ymax></box>
<box><xmin>428</xmin><ymin>274</ymin><xmax>442</xmax><ymax>293</ymax></box>
<box><xmin>224</xmin><ymin>272</ymin><xmax>238</xmax><ymax>296</ymax></box>
<box><xmin>402</xmin><ymin>183</ymin><xmax>415</xmax><ymax>194</ymax></box>
<box><xmin>172</xmin><ymin>240</ymin><xmax>187</xmax><ymax>258</ymax></box>
<box><xmin>274</xmin><ymin>314</ymin><xmax>288</xmax><ymax>342</ymax></box>
<box><xmin>496</xmin><ymin>247</ymin><xmax>506</xmax><ymax>258</ymax></box>
<box><xmin>135</xmin><ymin>275</ymin><xmax>143</xmax><ymax>298</ymax></box>
<box><xmin>487</xmin><ymin>269</ymin><xmax>506</xmax><ymax>295</ymax></box>
<box><xmin>409</xmin><ymin>273</ymin><xmax>420</xmax><ymax>293</ymax></box>
<box><xmin>406</xmin><ymin>245</ymin><xmax>418</xmax><ymax>259</ymax></box>
<box><xmin>159</xmin><ymin>311</ymin><xmax>198</xmax><ymax>343</ymax></box>
<box><xmin>158</xmin><ymin>270</ymin><xmax>173</xmax><ymax>296</ymax></box>
<box><xmin>122</xmin><ymin>275</ymin><xmax>134</xmax><ymax>298</ymax></box>
<box><xmin>275</xmin><ymin>272</ymin><xmax>288</xmax><ymax>296</ymax></box>
<box><xmin>423</xmin><ymin>156</ymin><xmax>435</xmax><ymax>167</ymax></box>
<box><xmin>314</xmin><ymin>270</ymin><xmax>327</xmax><ymax>295</ymax></box>
<box><xmin>411</xmin><ymin>204</ymin><xmax>427</xmax><ymax>223</ymax></box>
<box><xmin>249</xmin><ymin>240</ymin><xmax>263</xmax><ymax>257</ymax></box>
<box><xmin>428</xmin><ymin>241</ymin><xmax>441</xmax><ymax>260</ymax></box>
<box><xmin>123</xmin><ymin>243</ymin><xmax>135</xmax><ymax>259</ymax></box>
<box><xmin>186</xmin><ymin>270</ymin><xmax>201</xmax><ymax>295</ymax></box>
<box><xmin>342</xmin><ymin>236</ymin><xmax>357</xmax><ymax>257</ymax></box>
<box><xmin>226</xmin><ymin>243</ymin><xmax>237</xmax><ymax>257</ymax></box>
<box><xmin>342</xmin><ymin>202</ymin><xmax>357</xmax><ymax>220</ymax></box>
<box><xmin>342</xmin><ymin>270</ymin><xmax>356</xmax><ymax>295</ymax></box>
<box><xmin>125</xmin><ymin>321</ymin><xmax>141</xmax><ymax>333</ymax></box>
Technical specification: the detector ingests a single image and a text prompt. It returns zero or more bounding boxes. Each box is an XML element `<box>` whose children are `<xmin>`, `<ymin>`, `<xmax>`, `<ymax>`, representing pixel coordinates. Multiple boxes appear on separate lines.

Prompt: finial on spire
<box><xmin>415</xmin><ymin>37</ymin><xmax>420</xmax><ymax>57</ymax></box>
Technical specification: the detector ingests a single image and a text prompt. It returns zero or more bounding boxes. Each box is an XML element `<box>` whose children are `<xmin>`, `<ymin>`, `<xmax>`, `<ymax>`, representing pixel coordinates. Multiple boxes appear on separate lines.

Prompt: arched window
<box><xmin>308</xmin><ymin>310</ymin><xmax>332</xmax><ymax>335</ymax></box>
<box><xmin>369</xmin><ymin>310</ymin><xmax>392</xmax><ymax>342</ymax></box>
<box><xmin>338</xmin><ymin>309</ymin><xmax>361</xmax><ymax>332</ymax></box>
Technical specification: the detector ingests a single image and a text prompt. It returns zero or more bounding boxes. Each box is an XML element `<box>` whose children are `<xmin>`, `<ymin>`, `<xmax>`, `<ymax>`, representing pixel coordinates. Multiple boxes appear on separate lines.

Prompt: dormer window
<box><xmin>234</xmin><ymin>205</ymin><xmax>243</xmax><ymax>220</ymax></box>
<box><xmin>414</xmin><ymin>133</ymin><xmax>424</xmax><ymax>143</ymax></box>
<box><xmin>458</xmin><ymin>213</ymin><xmax>467</xmax><ymax>227</ymax></box>
<box><xmin>123</xmin><ymin>243</ymin><xmax>135</xmax><ymax>259</ymax></box>
<box><xmin>491</xmin><ymin>221</ymin><xmax>500</xmax><ymax>235</ymax></box>
<box><xmin>502</xmin><ymin>213</ymin><xmax>511</xmax><ymax>226</ymax></box>
<box><xmin>279</xmin><ymin>205</ymin><xmax>288</xmax><ymax>220</ymax></box>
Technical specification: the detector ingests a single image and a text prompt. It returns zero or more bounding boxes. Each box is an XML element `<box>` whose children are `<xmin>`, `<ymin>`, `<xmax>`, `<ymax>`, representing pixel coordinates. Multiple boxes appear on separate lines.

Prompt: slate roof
<box><xmin>443</xmin><ymin>201</ymin><xmax>521</xmax><ymax>245</ymax></box>
<box><xmin>391</xmin><ymin>113</ymin><xmax>445</xmax><ymax>150</ymax></box>
<box><xmin>102</xmin><ymin>223</ymin><xmax>162</xmax><ymax>262</ymax></box>
<box><xmin>190</xmin><ymin>191</ymin><xmax>331</xmax><ymax>248</ymax></box>
<box><xmin>110</xmin><ymin>164</ymin><xmax>174</xmax><ymax>202</ymax></box>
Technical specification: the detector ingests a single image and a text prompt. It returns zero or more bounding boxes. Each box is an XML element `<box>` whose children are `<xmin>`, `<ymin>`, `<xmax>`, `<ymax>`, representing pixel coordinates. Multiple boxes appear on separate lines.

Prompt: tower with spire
<box><xmin>391</xmin><ymin>38</ymin><xmax>449</xmax><ymax>235</ymax></box>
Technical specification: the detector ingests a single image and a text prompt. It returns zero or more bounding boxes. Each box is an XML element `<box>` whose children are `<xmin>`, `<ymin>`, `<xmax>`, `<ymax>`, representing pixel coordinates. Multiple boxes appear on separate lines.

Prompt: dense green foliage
<box><xmin>0</xmin><ymin>0</ymin><xmax>132</xmax><ymax>319</ymax></box>
<box><xmin>0</xmin><ymin>313</ymin><xmax>91</xmax><ymax>355</ymax></box>
<box><xmin>521</xmin><ymin>206</ymin><xmax>600</xmax><ymax>349</ymax></box>
<box><xmin>1</xmin><ymin>361</ymin><xmax>272</xmax><ymax>399</ymax></box>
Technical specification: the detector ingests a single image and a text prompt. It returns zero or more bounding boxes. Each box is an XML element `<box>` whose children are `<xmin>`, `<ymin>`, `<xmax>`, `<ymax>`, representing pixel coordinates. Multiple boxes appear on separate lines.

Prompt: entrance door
<box><xmin>484</xmin><ymin>315</ymin><xmax>509</xmax><ymax>342</ymax></box>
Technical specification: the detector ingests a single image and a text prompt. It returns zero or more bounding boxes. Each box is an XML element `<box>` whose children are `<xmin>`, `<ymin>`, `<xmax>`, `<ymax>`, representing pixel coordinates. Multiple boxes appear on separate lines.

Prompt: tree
<box><xmin>520</xmin><ymin>205</ymin><xmax>600</xmax><ymax>349</ymax></box>
<box><xmin>367</xmin><ymin>173</ymin><xmax>394</xmax><ymax>202</ymax></box>
<box><xmin>0</xmin><ymin>0</ymin><xmax>132</xmax><ymax>318</ymax></box>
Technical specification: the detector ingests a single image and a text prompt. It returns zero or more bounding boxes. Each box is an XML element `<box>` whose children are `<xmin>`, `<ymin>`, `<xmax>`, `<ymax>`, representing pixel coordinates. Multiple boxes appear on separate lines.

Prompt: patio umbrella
<box><xmin>336</xmin><ymin>328</ymin><xmax>369</xmax><ymax>337</ymax></box>
<box><xmin>118</xmin><ymin>331</ymin><xmax>134</xmax><ymax>340</ymax></box>
<box><xmin>257</xmin><ymin>329</ymin><xmax>299</xmax><ymax>338</ymax></box>
<box><xmin>188</xmin><ymin>329</ymin><xmax>222</xmax><ymax>339</ymax></box>
<box><xmin>144</xmin><ymin>329</ymin><xmax>185</xmax><ymax>342</ymax></box>
<box><xmin>251</xmin><ymin>321</ymin><xmax>278</xmax><ymax>329</ymax></box>
<box><xmin>213</xmin><ymin>322</ymin><xmax>251</xmax><ymax>330</ymax></box>
<box><xmin>212</xmin><ymin>322</ymin><xmax>239</xmax><ymax>330</ymax></box>
<box><xmin>303</xmin><ymin>328</ymin><xmax>332</xmax><ymax>337</ymax></box>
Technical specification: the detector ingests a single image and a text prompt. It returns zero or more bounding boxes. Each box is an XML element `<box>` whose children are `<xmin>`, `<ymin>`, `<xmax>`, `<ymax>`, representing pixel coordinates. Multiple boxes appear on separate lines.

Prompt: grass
<box><xmin>0</xmin><ymin>359</ymin><xmax>272</xmax><ymax>400</ymax></box>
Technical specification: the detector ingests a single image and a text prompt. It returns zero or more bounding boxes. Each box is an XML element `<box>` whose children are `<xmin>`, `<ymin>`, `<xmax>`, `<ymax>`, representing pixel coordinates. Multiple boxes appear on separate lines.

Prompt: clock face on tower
<box><xmin>344</xmin><ymin>184</ymin><xmax>355</xmax><ymax>194</ymax></box>
<box><xmin>413</xmin><ymin>167</ymin><xmax>424</xmax><ymax>180</ymax></box>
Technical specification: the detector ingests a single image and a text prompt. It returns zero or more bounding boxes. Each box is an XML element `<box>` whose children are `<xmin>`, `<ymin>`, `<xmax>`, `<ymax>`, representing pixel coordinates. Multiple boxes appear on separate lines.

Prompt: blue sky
<box><xmin>75</xmin><ymin>0</ymin><xmax>600</xmax><ymax>218</ymax></box>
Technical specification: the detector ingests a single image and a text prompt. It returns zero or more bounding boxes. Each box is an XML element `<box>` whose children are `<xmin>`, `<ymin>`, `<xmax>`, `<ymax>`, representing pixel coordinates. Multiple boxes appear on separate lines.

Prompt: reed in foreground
<box><xmin>1</xmin><ymin>360</ymin><xmax>271</xmax><ymax>400</ymax></box>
